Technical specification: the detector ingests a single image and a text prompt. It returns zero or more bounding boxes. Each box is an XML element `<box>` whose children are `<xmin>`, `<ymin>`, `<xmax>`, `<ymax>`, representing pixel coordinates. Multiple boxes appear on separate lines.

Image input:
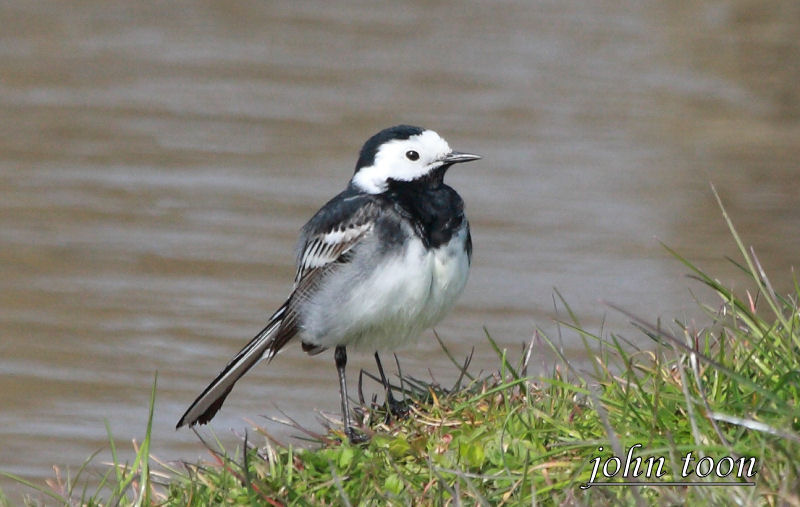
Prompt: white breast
<box><xmin>420</xmin><ymin>225</ymin><xmax>471</xmax><ymax>327</ymax></box>
<box><xmin>300</xmin><ymin>224</ymin><xmax>470</xmax><ymax>351</ymax></box>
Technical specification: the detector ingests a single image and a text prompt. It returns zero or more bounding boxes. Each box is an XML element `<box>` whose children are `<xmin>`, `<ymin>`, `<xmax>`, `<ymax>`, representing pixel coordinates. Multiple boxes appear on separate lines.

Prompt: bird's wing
<box><xmin>293</xmin><ymin>193</ymin><xmax>380</xmax><ymax>284</ymax></box>
<box><xmin>268</xmin><ymin>194</ymin><xmax>381</xmax><ymax>355</ymax></box>
<box><xmin>176</xmin><ymin>190</ymin><xmax>382</xmax><ymax>428</ymax></box>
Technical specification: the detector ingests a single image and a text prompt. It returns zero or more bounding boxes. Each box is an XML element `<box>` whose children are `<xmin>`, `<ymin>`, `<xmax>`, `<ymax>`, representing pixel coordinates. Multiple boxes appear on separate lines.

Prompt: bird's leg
<box><xmin>374</xmin><ymin>352</ymin><xmax>395</xmax><ymax>406</ymax></box>
<box><xmin>374</xmin><ymin>352</ymin><xmax>409</xmax><ymax>420</ymax></box>
<box><xmin>335</xmin><ymin>346</ymin><xmax>366</xmax><ymax>443</ymax></box>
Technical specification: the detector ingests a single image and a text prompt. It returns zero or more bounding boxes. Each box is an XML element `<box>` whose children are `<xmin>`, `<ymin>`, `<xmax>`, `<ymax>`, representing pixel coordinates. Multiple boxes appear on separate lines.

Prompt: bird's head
<box><xmin>351</xmin><ymin>125</ymin><xmax>480</xmax><ymax>194</ymax></box>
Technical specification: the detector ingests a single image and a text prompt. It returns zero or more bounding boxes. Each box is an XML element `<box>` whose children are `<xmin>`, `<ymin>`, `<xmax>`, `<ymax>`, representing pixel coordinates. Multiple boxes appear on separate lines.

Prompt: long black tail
<box><xmin>176</xmin><ymin>303</ymin><xmax>291</xmax><ymax>428</ymax></box>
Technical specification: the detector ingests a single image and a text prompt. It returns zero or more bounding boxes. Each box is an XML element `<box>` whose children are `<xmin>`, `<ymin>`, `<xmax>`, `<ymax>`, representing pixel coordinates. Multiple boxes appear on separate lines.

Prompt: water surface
<box><xmin>1</xmin><ymin>0</ymin><xmax>798</xmax><ymax>500</ymax></box>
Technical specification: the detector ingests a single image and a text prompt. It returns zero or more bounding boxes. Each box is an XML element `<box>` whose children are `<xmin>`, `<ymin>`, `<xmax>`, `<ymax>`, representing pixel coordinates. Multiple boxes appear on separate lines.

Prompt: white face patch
<box><xmin>351</xmin><ymin>129</ymin><xmax>452</xmax><ymax>194</ymax></box>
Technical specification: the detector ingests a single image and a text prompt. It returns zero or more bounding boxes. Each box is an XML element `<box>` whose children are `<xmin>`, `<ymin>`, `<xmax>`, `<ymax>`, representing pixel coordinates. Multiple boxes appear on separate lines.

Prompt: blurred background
<box><xmin>1</xmin><ymin>0</ymin><xmax>798</xmax><ymax>500</ymax></box>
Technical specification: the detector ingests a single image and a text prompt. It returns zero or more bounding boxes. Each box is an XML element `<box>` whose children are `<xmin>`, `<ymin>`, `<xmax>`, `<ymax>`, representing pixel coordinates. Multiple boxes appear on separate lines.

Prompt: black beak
<box><xmin>441</xmin><ymin>151</ymin><xmax>481</xmax><ymax>165</ymax></box>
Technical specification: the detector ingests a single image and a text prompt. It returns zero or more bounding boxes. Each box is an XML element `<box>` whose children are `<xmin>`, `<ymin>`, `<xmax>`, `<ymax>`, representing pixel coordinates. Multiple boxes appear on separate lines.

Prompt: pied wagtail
<box><xmin>177</xmin><ymin>125</ymin><xmax>480</xmax><ymax>442</ymax></box>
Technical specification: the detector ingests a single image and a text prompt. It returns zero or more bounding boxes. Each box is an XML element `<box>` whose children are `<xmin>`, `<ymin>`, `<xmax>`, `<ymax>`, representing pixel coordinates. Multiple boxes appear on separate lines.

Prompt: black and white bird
<box><xmin>176</xmin><ymin>125</ymin><xmax>480</xmax><ymax>442</ymax></box>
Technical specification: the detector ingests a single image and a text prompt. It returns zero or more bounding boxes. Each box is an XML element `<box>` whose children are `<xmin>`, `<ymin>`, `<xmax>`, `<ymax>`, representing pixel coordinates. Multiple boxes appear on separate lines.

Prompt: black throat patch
<box><xmin>384</xmin><ymin>175</ymin><xmax>466</xmax><ymax>249</ymax></box>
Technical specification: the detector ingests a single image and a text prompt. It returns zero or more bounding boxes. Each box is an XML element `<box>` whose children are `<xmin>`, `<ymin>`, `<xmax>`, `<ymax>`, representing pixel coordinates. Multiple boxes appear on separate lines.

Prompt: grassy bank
<box><xmin>3</xmin><ymin>203</ymin><xmax>799</xmax><ymax>505</ymax></box>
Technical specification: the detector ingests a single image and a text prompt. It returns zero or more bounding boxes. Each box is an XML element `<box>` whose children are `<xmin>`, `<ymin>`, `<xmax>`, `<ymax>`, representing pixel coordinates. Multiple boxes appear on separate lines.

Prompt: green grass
<box><xmin>3</xmin><ymin>196</ymin><xmax>799</xmax><ymax>505</ymax></box>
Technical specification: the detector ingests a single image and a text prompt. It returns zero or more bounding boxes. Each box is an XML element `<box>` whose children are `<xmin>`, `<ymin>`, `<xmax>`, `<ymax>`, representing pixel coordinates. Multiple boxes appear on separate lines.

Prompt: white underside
<box><xmin>299</xmin><ymin>225</ymin><xmax>470</xmax><ymax>351</ymax></box>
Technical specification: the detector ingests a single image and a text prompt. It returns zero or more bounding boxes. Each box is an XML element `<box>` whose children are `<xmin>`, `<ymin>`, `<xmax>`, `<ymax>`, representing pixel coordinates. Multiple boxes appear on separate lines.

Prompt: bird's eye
<box><xmin>405</xmin><ymin>150</ymin><xmax>420</xmax><ymax>161</ymax></box>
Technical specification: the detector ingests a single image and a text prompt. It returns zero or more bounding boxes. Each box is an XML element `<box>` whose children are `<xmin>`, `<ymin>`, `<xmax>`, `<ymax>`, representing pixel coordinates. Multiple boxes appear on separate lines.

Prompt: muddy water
<box><xmin>1</xmin><ymin>0</ymin><xmax>798</xmax><ymax>500</ymax></box>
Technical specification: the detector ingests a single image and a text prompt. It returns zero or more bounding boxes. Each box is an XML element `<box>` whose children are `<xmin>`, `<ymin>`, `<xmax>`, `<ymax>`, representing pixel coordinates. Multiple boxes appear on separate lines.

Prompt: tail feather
<box><xmin>176</xmin><ymin>304</ymin><xmax>291</xmax><ymax>428</ymax></box>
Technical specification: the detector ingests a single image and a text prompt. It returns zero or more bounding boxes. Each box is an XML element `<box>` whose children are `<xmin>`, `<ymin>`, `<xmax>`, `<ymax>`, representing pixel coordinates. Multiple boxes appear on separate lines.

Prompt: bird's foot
<box><xmin>385</xmin><ymin>395</ymin><xmax>411</xmax><ymax>420</ymax></box>
<box><xmin>345</xmin><ymin>426</ymin><xmax>369</xmax><ymax>445</ymax></box>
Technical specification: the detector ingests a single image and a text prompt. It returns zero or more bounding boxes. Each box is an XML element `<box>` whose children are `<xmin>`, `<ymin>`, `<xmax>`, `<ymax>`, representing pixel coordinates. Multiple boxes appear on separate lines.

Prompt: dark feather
<box><xmin>177</xmin><ymin>191</ymin><xmax>383</xmax><ymax>427</ymax></box>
